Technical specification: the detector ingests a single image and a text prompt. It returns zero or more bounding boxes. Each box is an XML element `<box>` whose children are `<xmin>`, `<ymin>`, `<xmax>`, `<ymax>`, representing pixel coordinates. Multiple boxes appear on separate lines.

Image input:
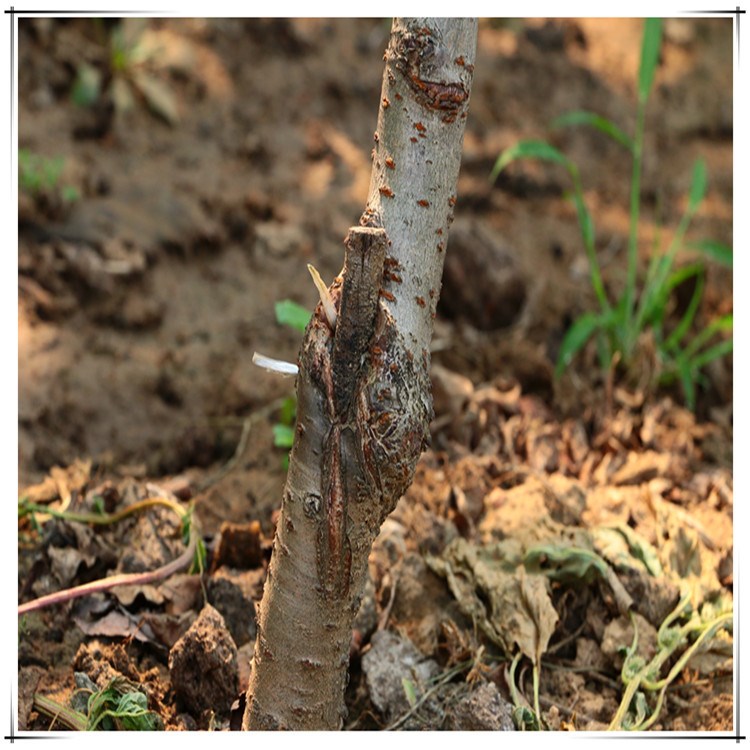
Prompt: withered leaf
<box><xmin>73</xmin><ymin>609</ymin><xmax>157</xmax><ymax>644</ymax></box>
<box><xmin>427</xmin><ymin>538</ymin><xmax>557</xmax><ymax>665</ymax></box>
<box><xmin>517</xmin><ymin>566</ymin><xmax>558</xmax><ymax>666</ymax></box>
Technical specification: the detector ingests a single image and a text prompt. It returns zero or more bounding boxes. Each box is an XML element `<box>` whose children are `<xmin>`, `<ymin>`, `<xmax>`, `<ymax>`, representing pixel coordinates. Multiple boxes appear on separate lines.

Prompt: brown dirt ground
<box><xmin>18</xmin><ymin>18</ymin><xmax>733</xmax><ymax>732</ymax></box>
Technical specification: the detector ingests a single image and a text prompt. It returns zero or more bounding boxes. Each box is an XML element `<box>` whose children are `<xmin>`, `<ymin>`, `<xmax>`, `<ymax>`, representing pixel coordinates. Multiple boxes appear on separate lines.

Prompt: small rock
<box><xmin>18</xmin><ymin>666</ymin><xmax>44</xmax><ymax>731</ymax></box>
<box><xmin>573</xmin><ymin>637</ymin><xmax>609</xmax><ymax>672</ymax></box>
<box><xmin>361</xmin><ymin>629</ymin><xmax>440</xmax><ymax>724</ymax></box>
<box><xmin>445</xmin><ymin>681</ymin><xmax>514</xmax><ymax>731</ymax></box>
<box><xmin>169</xmin><ymin>604</ymin><xmax>239</xmax><ymax>716</ymax></box>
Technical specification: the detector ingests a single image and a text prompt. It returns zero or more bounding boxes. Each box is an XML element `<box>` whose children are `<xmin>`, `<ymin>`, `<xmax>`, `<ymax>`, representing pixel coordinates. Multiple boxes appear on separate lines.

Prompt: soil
<box><xmin>18</xmin><ymin>18</ymin><xmax>733</xmax><ymax>733</ymax></box>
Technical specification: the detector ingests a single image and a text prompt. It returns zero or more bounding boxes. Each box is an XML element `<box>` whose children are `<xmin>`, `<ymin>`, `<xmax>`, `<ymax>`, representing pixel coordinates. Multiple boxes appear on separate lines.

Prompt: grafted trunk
<box><xmin>243</xmin><ymin>17</ymin><xmax>478</xmax><ymax>731</ymax></box>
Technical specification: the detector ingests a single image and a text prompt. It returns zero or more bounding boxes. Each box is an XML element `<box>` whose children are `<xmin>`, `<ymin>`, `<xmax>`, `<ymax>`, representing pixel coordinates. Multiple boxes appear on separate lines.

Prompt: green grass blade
<box><xmin>570</xmin><ymin>187</ymin><xmax>595</xmax><ymax>258</ymax></box>
<box><xmin>687</xmin><ymin>157</ymin><xmax>708</xmax><ymax>214</ymax></box>
<box><xmin>688</xmin><ymin>239</ymin><xmax>733</xmax><ymax>268</ymax></box>
<box><xmin>490</xmin><ymin>139</ymin><xmax>570</xmax><ymax>182</ymax></box>
<box><xmin>567</xmin><ymin>174</ymin><xmax>610</xmax><ymax>312</ymax></box>
<box><xmin>402</xmin><ymin>678</ymin><xmax>418</xmax><ymax>708</ymax></box>
<box><xmin>279</xmin><ymin>396</ymin><xmax>297</xmax><ymax>426</ymax></box>
<box><xmin>638</xmin><ymin>255</ymin><xmax>675</xmax><ymax>328</ymax></box>
<box><xmin>274</xmin><ymin>299</ymin><xmax>311</xmax><ymax>332</ymax></box>
<box><xmin>684</xmin><ymin>313</ymin><xmax>733</xmax><ymax>358</ymax></box>
<box><xmin>555</xmin><ymin>311</ymin><xmax>602</xmax><ymax>377</ymax></box>
<box><xmin>635</xmin><ymin>159</ymin><xmax>710</xmax><ymax>336</ymax></box>
<box><xmin>665</xmin><ymin>263</ymin><xmax>704</xmax><ymax>292</ymax></box>
<box><xmin>551</xmin><ymin>111</ymin><xmax>634</xmax><ymax>151</ymax></box>
<box><xmin>638</xmin><ymin>19</ymin><xmax>663</xmax><ymax>104</ymax></box>
<box><xmin>664</xmin><ymin>268</ymin><xmax>704</xmax><ymax>351</ymax></box>
<box><xmin>71</xmin><ymin>62</ymin><xmax>102</xmax><ymax>107</ymax></box>
<box><xmin>272</xmin><ymin>423</ymin><xmax>295</xmax><ymax>449</ymax></box>
<box><xmin>690</xmin><ymin>337</ymin><xmax>733</xmax><ymax>370</ymax></box>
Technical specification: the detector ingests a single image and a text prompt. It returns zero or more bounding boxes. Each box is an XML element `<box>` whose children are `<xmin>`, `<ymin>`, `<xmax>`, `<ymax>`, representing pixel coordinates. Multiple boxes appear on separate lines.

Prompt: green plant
<box><xmin>34</xmin><ymin>676</ymin><xmax>163</xmax><ymax>731</ymax></box>
<box><xmin>71</xmin><ymin>18</ymin><xmax>179</xmax><ymax>124</ymax></box>
<box><xmin>84</xmin><ymin>677</ymin><xmax>163</xmax><ymax>731</ymax></box>
<box><xmin>524</xmin><ymin>539</ymin><xmax>732</xmax><ymax>731</ymax></box>
<box><xmin>18</xmin><ymin>149</ymin><xmax>79</xmax><ymax>203</ymax></box>
<box><xmin>490</xmin><ymin>19</ymin><xmax>732</xmax><ymax>409</ymax></box>
<box><xmin>270</xmin><ymin>299</ymin><xmax>312</xmax><ymax>467</ymax></box>
<box><xmin>607</xmin><ymin>593</ymin><xmax>732</xmax><ymax>730</ymax></box>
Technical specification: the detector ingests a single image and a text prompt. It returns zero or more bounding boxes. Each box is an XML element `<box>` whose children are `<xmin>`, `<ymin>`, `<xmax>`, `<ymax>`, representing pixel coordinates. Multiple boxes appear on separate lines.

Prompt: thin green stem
<box><xmin>532</xmin><ymin>663</ymin><xmax>541</xmax><ymax>723</ymax></box>
<box><xmin>610</xmin><ymin>607</ymin><xmax>732</xmax><ymax>730</ymax></box>
<box><xmin>641</xmin><ymin>613</ymin><xmax>732</xmax><ymax>693</ymax></box>
<box><xmin>634</xmin><ymin>207</ymin><xmax>696</xmax><ymax>335</ymax></box>
<box><xmin>624</xmin><ymin>99</ymin><xmax>647</xmax><ymax>353</ymax></box>
<box><xmin>609</xmin><ymin>662</ymin><xmax>649</xmax><ymax>730</ymax></box>
<box><xmin>508</xmin><ymin>651</ymin><xmax>524</xmax><ymax>710</ymax></box>
<box><xmin>19</xmin><ymin>496</ymin><xmax>188</xmax><ymax>526</ymax></box>
<box><xmin>657</xmin><ymin>592</ymin><xmax>691</xmax><ymax>643</ymax></box>
<box><xmin>570</xmin><ymin>167</ymin><xmax>609</xmax><ymax>313</ymax></box>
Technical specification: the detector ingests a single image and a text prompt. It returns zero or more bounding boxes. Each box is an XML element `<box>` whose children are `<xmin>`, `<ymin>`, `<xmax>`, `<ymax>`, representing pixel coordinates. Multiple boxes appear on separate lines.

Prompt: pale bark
<box><xmin>243</xmin><ymin>18</ymin><xmax>478</xmax><ymax>731</ymax></box>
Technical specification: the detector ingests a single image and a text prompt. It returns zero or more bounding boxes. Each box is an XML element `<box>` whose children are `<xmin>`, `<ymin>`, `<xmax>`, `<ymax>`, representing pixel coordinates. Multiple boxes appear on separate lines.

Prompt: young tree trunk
<box><xmin>243</xmin><ymin>17</ymin><xmax>478</xmax><ymax>731</ymax></box>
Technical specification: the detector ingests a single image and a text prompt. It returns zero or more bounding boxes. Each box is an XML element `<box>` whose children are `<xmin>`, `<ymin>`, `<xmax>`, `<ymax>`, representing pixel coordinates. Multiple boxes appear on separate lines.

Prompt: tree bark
<box><xmin>243</xmin><ymin>17</ymin><xmax>478</xmax><ymax>731</ymax></box>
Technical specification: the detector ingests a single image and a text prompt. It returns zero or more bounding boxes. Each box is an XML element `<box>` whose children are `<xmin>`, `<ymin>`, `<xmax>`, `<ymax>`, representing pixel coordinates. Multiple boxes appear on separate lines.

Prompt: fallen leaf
<box><xmin>518</xmin><ymin>566</ymin><xmax>558</xmax><ymax>666</ymax></box>
<box><xmin>111</xmin><ymin>584</ymin><xmax>165</xmax><ymax>608</ymax></box>
<box><xmin>610</xmin><ymin>451</ymin><xmax>672</xmax><ymax>486</ymax></box>
<box><xmin>48</xmin><ymin>545</ymin><xmax>96</xmax><ymax>587</ymax></box>
<box><xmin>141</xmin><ymin>611</ymin><xmax>195</xmax><ymax>649</ymax></box>
<box><xmin>22</xmin><ymin>459</ymin><xmax>92</xmax><ymax>506</ymax></box>
<box><xmin>131</xmin><ymin>70</ymin><xmax>179</xmax><ymax>125</ymax></box>
<box><xmin>427</xmin><ymin>538</ymin><xmax>557</xmax><ymax>665</ymax></box>
<box><xmin>73</xmin><ymin>609</ymin><xmax>156</xmax><ymax>644</ymax></box>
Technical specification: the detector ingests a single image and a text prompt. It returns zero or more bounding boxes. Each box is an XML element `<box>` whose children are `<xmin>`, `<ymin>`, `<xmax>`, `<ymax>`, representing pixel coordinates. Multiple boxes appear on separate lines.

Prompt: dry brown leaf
<box><xmin>131</xmin><ymin>70</ymin><xmax>179</xmax><ymax>125</ymax></box>
<box><xmin>611</xmin><ymin>450</ymin><xmax>672</xmax><ymax>486</ymax></box>
<box><xmin>73</xmin><ymin>609</ymin><xmax>156</xmax><ymax>644</ymax></box>
<box><xmin>111</xmin><ymin>583</ymin><xmax>165</xmax><ymax>608</ymax></box>
<box><xmin>22</xmin><ymin>459</ymin><xmax>92</xmax><ymax>506</ymax></box>
<box><xmin>48</xmin><ymin>545</ymin><xmax>96</xmax><ymax>587</ymax></box>
<box><xmin>427</xmin><ymin>538</ymin><xmax>557</xmax><ymax>665</ymax></box>
<box><xmin>517</xmin><ymin>566</ymin><xmax>558</xmax><ymax>665</ymax></box>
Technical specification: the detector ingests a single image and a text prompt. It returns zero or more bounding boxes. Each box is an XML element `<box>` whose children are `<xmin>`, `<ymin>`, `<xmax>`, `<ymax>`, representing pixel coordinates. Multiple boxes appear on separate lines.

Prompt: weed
<box><xmin>525</xmin><ymin>540</ymin><xmax>733</xmax><ymax>731</ymax></box>
<box><xmin>18</xmin><ymin>148</ymin><xmax>79</xmax><ymax>204</ymax></box>
<box><xmin>271</xmin><ymin>299</ymin><xmax>312</xmax><ymax>467</ymax></box>
<box><xmin>274</xmin><ymin>299</ymin><xmax>312</xmax><ymax>332</ymax></box>
<box><xmin>71</xmin><ymin>18</ymin><xmax>179</xmax><ymax>125</ymax></box>
<box><xmin>607</xmin><ymin>594</ymin><xmax>732</xmax><ymax>730</ymax></box>
<box><xmin>33</xmin><ymin>675</ymin><xmax>163</xmax><ymax>731</ymax></box>
<box><xmin>84</xmin><ymin>677</ymin><xmax>163</xmax><ymax>731</ymax></box>
<box><xmin>490</xmin><ymin>19</ymin><xmax>732</xmax><ymax>409</ymax></box>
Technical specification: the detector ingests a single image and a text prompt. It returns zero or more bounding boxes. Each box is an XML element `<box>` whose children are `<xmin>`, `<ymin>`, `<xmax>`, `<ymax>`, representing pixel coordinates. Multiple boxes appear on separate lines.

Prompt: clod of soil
<box><xmin>206</xmin><ymin>567</ymin><xmax>263</xmax><ymax>647</ymax></box>
<box><xmin>168</xmin><ymin>604</ymin><xmax>239</xmax><ymax>718</ymax></box>
<box><xmin>444</xmin><ymin>681</ymin><xmax>514</xmax><ymax>731</ymax></box>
